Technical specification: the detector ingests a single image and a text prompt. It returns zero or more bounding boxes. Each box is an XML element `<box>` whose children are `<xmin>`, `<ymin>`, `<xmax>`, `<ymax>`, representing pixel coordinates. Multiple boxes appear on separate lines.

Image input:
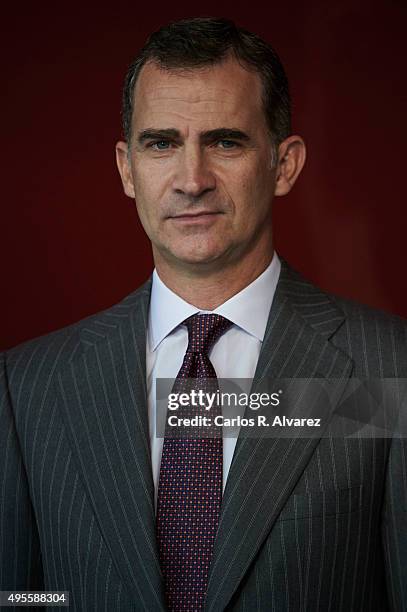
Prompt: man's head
<box><xmin>121</xmin><ymin>17</ymin><xmax>291</xmax><ymax>154</ymax></box>
<box><xmin>116</xmin><ymin>18</ymin><xmax>305</xmax><ymax>279</ymax></box>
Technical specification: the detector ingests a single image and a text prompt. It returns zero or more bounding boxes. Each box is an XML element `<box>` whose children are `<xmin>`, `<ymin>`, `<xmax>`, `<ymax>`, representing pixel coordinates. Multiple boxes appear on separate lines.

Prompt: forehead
<box><xmin>131</xmin><ymin>57</ymin><xmax>266</xmax><ymax>132</ymax></box>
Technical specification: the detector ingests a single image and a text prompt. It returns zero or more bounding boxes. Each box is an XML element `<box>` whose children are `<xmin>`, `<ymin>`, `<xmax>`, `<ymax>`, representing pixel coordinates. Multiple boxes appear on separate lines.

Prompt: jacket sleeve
<box><xmin>0</xmin><ymin>351</ymin><xmax>44</xmax><ymax>593</ymax></box>
<box><xmin>381</xmin><ymin>402</ymin><xmax>407</xmax><ymax>611</ymax></box>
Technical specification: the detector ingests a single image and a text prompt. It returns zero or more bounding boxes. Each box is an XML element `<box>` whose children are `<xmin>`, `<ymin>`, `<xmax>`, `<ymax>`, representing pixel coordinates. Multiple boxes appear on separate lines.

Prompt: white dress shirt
<box><xmin>147</xmin><ymin>253</ymin><xmax>281</xmax><ymax>509</ymax></box>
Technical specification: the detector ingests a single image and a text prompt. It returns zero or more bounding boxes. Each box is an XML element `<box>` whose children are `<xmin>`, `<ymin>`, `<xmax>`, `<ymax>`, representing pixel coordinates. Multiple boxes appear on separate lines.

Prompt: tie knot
<box><xmin>183</xmin><ymin>314</ymin><xmax>232</xmax><ymax>355</ymax></box>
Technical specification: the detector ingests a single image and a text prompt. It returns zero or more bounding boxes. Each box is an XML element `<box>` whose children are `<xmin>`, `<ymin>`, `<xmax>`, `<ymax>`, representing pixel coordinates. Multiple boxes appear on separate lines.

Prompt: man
<box><xmin>1</xmin><ymin>17</ymin><xmax>406</xmax><ymax>612</ymax></box>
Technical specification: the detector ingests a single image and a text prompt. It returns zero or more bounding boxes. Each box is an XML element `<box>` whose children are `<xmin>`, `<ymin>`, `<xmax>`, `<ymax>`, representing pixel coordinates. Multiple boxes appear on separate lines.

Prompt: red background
<box><xmin>2</xmin><ymin>1</ymin><xmax>406</xmax><ymax>351</ymax></box>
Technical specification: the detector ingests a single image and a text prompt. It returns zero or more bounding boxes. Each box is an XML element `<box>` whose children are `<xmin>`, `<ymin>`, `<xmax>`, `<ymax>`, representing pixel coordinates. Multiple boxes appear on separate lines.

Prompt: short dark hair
<box><xmin>122</xmin><ymin>17</ymin><xmax>291</xmax><ymax>148</ymax></box>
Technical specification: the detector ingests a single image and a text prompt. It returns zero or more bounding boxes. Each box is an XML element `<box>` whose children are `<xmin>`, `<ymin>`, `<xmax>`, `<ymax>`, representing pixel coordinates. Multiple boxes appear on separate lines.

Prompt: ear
<box><xmin>274</xmin><ymin>135</ymin><xmax>306</xmax><ymax>196</ymax></box>
<box><xmin>115</xmin><ymin>141</ymin><xmax>136</xmax><ymax>198</ymax></box>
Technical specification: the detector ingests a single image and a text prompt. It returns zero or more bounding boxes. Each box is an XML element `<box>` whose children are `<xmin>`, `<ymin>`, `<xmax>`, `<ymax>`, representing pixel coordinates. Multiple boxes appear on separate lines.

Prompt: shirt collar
<box><xmin>148</xmin><ymin>252</ymin><xmax>281</xmax><ymax>351</ymax></box>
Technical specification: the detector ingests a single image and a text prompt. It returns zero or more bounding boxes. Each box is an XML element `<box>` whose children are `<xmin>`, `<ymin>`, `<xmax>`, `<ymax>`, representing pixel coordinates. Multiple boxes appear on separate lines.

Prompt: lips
<box><xmin>170</xmin><ymin>211</ymin><xmax>222</xmax><ymax>219</ymax></box>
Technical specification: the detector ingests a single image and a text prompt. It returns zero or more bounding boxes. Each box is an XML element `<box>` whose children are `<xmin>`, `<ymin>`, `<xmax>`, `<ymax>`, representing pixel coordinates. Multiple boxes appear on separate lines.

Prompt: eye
<box><xmin>150</xmin><ymin>140</ymin><xmax>171</xmax><ymax>150</ymax></box>
<box><xmin>217</xmin><ymin>140</ymin><xmax>239</xmax><ymax>149</ymax></box>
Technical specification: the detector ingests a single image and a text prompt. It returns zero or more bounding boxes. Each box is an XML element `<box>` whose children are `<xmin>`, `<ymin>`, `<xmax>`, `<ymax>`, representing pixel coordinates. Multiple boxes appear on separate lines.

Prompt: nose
<box><xmin>172</xmin><ymin>146</ymin><xmax>216</xmax><ymax>198</ymax></box>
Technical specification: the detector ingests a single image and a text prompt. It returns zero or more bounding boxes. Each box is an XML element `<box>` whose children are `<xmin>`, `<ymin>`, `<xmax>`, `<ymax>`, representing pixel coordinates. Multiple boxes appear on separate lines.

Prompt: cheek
<box><xmin>235</xmin><ymin>157</ymin><xmax>270</xmax><ymax>189</ymax></box>
<box><xmin>133</xmin><ymin>170</ymin><xmax>158</xmax><ymax>218</ymax></box>
<box><xmin>133</xmin><ymin>162</ymin><xmax>171</xmax><ymax>208</ymax></box>
<box><xmin>231</xmin><ymin>165</ymin><xmax>274</xmax><ymax>223</ymax></box>
<box><xmin>244</xmin><ymin>161</ymin><xmax>275</xmax><ymax>205</ymax></box>
<box><xmin>229</xmin><ymin>167</ymin><xmax>265</xmax><ymax>206</ymax></box>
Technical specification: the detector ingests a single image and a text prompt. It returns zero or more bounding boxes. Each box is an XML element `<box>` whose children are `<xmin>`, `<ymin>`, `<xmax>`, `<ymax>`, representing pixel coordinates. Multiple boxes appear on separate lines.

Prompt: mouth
<box><xmin>169</xmin><ymin>211</ymin><xmax>224</xmax><ymax>224</ymax></box>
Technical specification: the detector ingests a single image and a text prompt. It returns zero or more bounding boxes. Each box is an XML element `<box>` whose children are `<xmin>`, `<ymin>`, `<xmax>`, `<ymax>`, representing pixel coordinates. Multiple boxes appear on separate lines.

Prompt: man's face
<box><xmin>118</xmin><ymin>57</ymin><xmax>278</xmax><ymax>272</ymax></box>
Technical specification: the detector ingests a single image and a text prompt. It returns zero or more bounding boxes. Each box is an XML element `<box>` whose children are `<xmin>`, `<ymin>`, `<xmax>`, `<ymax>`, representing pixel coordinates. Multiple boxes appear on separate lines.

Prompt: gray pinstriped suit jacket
<box><xmin>1</xmin><ymin>259</ymin><xmax>407</xmax><ymax>611</ymax></box>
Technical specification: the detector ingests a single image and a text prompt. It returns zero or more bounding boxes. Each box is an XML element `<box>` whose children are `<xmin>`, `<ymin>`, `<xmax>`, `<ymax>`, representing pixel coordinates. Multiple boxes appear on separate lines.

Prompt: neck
<box><xmin>154</xmin><ymin>249</ymin><xmax>274</xmax><ymax>310</ymax></box>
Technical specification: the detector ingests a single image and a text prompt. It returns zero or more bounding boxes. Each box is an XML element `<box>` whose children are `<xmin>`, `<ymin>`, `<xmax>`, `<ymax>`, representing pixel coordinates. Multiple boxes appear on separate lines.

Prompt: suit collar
<box><xmin>253</xmin><ymin>257</ymin><xmax>350</xmax><ymax>380</ymax></box>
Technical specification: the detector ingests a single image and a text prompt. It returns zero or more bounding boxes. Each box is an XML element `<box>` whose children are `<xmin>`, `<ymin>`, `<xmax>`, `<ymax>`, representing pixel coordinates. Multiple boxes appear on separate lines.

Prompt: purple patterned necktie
<box><xmin>156</xmin><ymin>314</ymin><xmax>233</xmax><ymax>611</ymax></box>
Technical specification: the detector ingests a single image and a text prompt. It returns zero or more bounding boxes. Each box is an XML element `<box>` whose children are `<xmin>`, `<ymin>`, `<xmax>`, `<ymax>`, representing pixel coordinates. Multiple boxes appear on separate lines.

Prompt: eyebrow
<box><xmin>201</xmin><ymin>128</ymin><xmax>250</xmax><ymax>144</ymax></box>
<box><xmin>137</xmin><ymin>128</ymin><xmax>180</xmax><ymax>145</ymax></box>
<box><xmin>136</xmin><ymin>127</ymin><xmax>251</xmax><ymax>146</ymax></box>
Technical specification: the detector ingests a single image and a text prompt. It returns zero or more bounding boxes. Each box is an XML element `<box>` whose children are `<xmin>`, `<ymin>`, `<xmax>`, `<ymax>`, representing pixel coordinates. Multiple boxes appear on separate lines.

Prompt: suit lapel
<box><xmin>56</xmin><ymin>280</ymin><xmax>167</xmax><ymax>609</ymax></box>
<box><xmin>205</xmin><ymin>259</ymin><xmax>354</xmax><ymax>612</ymax></box>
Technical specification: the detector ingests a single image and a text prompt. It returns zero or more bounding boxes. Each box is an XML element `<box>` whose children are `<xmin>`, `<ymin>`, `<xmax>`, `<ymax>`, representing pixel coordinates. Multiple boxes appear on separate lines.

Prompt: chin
<box><xmin>168</xmin><ymin>247</ymin><xmax>229</xmax><ymax>268</ymax></box>
<box><xmin>176</xmin><ymin>252</ymin><xmax>223</xmax><ymax>266</ymax></box>
<box><xmin>164</xmin><ymin>239</ymin><xmax>229</xmax><ymax>266</ymax></box>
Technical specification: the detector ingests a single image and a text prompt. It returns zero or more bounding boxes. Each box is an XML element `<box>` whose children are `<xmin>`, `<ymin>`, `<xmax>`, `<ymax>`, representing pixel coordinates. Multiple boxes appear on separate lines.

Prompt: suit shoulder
<box><xmin>329</xmin><ymin>292</ymin><xmax>407</xmax><ymax>336</ymax></box>
<box><xmin>279</xmin><ymin>258</ymin><xmax>406</xmax><ymax>375</ymax></box>
<box><xmin>280</xmin><ymin>257</ymin><xmax>407</xmax><ymax>335</ymax></box>
<box><xmin>325</xmin><ymin>293</ymin><xmax>407</xmax><ymax>376</ymax></box>
<box><xmin>2</xmin><ymin>280</ymin><xmax>151</xmax><ymax>386</ymax></box>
